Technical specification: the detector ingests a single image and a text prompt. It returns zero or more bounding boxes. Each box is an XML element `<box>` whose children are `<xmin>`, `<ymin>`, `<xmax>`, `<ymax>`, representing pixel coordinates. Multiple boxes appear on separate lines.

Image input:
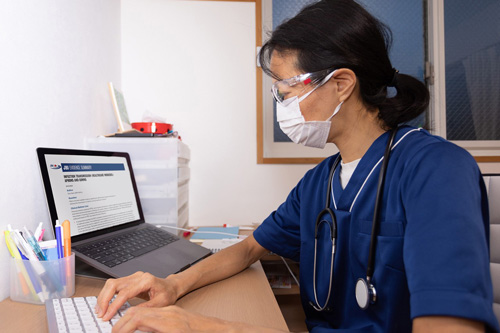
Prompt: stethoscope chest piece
<box><xmin>355</xmin><ymin>278</ymin><xmax>376</xmax><ymax>309</ymax></box>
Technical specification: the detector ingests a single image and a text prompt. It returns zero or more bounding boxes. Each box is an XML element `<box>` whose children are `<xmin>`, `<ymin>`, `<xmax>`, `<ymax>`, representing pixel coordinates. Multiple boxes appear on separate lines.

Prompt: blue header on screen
<box><xmin>61</xmin><ymin>163</ymin><xmax>125</xmax><ymax>172</ymax></box>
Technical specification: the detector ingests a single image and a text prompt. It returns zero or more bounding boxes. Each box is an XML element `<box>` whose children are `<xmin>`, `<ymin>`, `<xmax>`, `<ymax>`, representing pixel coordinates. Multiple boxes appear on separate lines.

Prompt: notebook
<box><xmin>36</xmin><ymin>147</ymin><xmax>211</xmax><ymax>278</ymax></box>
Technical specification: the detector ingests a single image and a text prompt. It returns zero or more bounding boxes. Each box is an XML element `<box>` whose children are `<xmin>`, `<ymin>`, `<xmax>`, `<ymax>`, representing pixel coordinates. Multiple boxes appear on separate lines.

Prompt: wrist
<box><xmin>165</xmin><ymin>271</ymin><xmax>194</xmax><ymax>300</ymax></box>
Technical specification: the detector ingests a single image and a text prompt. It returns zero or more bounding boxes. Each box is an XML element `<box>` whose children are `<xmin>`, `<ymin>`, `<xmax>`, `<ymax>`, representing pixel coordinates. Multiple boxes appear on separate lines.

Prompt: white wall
<box><xmin>121</xmin><ymin>0</ymin><xmax>313</xmax><ymax>227</ymax></box>
<box><xmin>0</xmin><ymin>1</ymin><xmax>121</xmax><ymax>302</ymax></box>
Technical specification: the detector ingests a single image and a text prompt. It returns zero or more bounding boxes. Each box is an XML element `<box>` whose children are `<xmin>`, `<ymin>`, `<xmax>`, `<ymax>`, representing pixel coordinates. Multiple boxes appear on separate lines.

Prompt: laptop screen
<box><xmin>37</xmin><ymin>148</ymin><xmax>144</xmax><ymax>241</ymax></box>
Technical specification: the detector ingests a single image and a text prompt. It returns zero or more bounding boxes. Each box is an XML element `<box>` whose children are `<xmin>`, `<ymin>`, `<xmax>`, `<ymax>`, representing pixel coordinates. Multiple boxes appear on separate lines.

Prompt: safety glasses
<box><xmin>271</xmin><ymin>68</ymin><xmax>336</xmax><ymax>105</ymax></box>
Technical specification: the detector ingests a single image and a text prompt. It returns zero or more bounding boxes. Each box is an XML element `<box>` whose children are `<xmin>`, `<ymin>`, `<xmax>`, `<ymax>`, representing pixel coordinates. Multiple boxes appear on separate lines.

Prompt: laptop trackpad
<box><xmin>113</xmin><ymin>241</ymin><xmax>205</xmax><ymax>278</ymax></box>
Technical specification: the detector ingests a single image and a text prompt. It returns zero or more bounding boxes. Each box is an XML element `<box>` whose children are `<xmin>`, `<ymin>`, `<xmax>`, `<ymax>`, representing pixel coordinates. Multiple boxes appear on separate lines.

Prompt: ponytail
<box><xmin>363</xmin><ymin>71</ymin><xmax>430</xmax><ymax>129</ymax></box>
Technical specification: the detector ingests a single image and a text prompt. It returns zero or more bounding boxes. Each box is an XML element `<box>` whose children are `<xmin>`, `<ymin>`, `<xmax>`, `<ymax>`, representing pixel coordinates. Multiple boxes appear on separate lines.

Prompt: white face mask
<box><xmin>277</xmin><ymin>89</ymin><xmax>343</xmax><ymax>149</ymax></box>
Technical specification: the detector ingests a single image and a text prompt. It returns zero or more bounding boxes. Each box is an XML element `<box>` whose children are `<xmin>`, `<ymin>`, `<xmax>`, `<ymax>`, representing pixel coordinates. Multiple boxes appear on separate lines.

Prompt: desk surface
<box><xmin>0</xmin><ymin>261</ymin><xmax>288</xmax><ymax>332</ymax></box>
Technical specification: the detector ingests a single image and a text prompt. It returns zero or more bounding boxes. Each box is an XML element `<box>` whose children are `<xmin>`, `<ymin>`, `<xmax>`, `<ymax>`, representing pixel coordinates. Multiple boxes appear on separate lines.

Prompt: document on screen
<box><xmin>44</xmin><ymin>154</ymin><xmax>140</xmax><ymax>237</ymax></box>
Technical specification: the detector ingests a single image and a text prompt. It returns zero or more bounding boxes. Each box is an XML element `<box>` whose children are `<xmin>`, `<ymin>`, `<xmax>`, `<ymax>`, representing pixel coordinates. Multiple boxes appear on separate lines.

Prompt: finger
<box><xmin>111</xmin><ymin>307</ymin><xmax>135</xmax><ymax>333</ymax></box>
<box><xmin>96</xmin><ymin>272</ymin><xmax>143</xmax><ymax>318</ymax></box>
<box><xmin>96</xmin><ymin>278</ymin><xmax>119</xmax><ymax>317</ymax></box>
<box><xmin>112</xmin><ymin>307</ymin><xmax>147</xmax><ymax>333</ymax></box>
<box><xmin>102</xmin><ymin>272</ymin><xmax>157</xmax><ymax>321</ymax></box>
<box><xmin>102</xmin><ymin>292</ymin><xmax>132</xmax><ymax>321</ymax></box>
<box><xmin>113</xmin><ymin>308</ymin><xmax>184</xmax><ymax>333</ymax></box>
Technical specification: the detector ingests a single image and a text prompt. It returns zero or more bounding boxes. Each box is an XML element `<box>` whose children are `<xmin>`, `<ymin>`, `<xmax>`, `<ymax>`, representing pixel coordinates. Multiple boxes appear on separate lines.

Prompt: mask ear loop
<box><xmin>327</xmin><ymin>101</ymin><xmax>343</xmax><ymax>121</ymax></box>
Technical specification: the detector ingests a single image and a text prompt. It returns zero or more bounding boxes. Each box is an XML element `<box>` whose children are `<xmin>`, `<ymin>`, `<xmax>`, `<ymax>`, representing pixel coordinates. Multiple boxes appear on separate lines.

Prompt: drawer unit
<box><xmin>85</xmin><ymin>137</ymin><xmax>190</xmax><ymax>230</ymax></box>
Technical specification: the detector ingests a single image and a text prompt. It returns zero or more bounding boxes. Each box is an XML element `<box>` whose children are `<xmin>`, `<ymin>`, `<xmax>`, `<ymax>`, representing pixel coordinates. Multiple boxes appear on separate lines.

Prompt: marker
<box><xmin>4</xmin><ymin>230</ymin><xmax>16</xmax><ymax>257</ymax></box>
<box><xmin>62</xmin><ymin>220</ymin><xmax>71</xmax><ymax>257</ymax></box>
<box><xmin>23</xmin><ymin>227</ymin><xmax>47</xmax><ymax>261</ymax></box>
<box><xmin>4</xmin><ymin>231</ymin><xmax>30</xmax><ymax>296</ymax></box>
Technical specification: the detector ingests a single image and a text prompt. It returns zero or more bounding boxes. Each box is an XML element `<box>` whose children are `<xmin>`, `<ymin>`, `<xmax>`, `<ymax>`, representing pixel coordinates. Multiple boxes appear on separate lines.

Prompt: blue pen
<box><xmin>55</xmin><ymin>221</ymin><xmax>64</xmax><ymax>259</ymax></box>
<box><xmin>24</xmin><ymin>227</ymin><xmax>46</xmax><ymax>261</ymax></box>
<box><xmin>55</xmin><ymin>220</ymin><xmax>66</xmax><ymax>289</ymax></box>
<box><xmin>18</xmin><ymin>248</ymin><xmax>28</xmax><ymax>260</ymax></box>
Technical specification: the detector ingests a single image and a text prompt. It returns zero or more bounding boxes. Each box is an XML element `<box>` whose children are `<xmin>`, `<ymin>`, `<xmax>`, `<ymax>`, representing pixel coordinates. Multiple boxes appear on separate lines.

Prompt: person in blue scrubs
<box><xmin>94</xmin><ymin>0</ymin><xmax>499</xmax><ymax>332</ymax></box>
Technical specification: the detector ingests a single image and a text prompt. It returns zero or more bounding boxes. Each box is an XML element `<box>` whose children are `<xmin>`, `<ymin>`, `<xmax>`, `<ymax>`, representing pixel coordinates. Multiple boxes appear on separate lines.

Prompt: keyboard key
<box><xmin>75</xmin><ymin>228</ymin><xmax>179</xmax><ymax>266</ymax></box>
<box><xmin>45</xmin><ymin>296</ymin><xmax>131</xmax><ymax>333</ymax></box>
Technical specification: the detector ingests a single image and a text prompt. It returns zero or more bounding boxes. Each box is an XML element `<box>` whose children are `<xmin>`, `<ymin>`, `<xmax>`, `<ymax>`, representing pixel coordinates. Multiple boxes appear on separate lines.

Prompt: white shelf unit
<box><xmin>85</xmin><ymin>137</ymin><xmax>190</xmax><ymax>230</ymax></box>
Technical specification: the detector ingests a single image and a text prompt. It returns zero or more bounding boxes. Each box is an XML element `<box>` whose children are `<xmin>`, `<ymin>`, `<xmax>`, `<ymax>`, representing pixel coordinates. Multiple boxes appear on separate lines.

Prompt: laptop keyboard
<box><xmin>74</xmin><ymin>228</ymin><xmax>179</xmax><ymax>268</ymax></box>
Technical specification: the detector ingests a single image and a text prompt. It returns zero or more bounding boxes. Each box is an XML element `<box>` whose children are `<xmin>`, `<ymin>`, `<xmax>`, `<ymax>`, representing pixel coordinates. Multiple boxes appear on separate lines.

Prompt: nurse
<box><xmin>95</xmin><ymin>0</ymin><xmax>499</xmax><ymax>332</ymax></box>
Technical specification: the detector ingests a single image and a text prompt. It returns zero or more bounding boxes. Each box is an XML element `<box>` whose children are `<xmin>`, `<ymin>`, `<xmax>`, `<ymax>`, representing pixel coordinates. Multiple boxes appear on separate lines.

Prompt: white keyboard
<box><xmin>45</xmin><ymin>296</ymin><xmax>131</xmax><ymax>333</ymax></box>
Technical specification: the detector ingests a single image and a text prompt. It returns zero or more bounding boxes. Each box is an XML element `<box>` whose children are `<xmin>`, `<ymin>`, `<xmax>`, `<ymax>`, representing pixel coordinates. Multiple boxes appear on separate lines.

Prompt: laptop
<box><xmin>36</xmin><ymin>147</ymin><xmax>211</xmax><ymax>279</ymax></box>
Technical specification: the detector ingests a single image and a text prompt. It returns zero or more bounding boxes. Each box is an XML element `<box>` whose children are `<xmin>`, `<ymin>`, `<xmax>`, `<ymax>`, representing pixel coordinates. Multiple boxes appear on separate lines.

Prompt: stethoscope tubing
<box><xmin>311</xmin><ymin>156</ymin><xmax>341</xmax><ymax>311</ymax></box>
<box><xmin>311</xmin><ymin>128</ymin><xmax>398</xmax><ymax>311</ymax></box>
<box><xmin>366</xmin><ymin>129</ymin><xmax>398</xmax><ymax>280</ymax></box>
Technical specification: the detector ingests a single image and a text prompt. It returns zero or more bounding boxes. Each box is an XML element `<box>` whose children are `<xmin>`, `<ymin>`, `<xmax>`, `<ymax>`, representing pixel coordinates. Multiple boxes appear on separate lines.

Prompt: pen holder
<box><xmin>10</xmin><ymin>253</ymin><xmax>75</xmax><ymax>305</ymax></box>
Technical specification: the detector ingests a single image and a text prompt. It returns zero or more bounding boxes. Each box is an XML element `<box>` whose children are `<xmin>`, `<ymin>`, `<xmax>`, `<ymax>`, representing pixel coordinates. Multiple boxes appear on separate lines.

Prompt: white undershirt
<box><xmin>339</xmin><ymin>158</ymin><xmax>361</xmax><ymax>189</ymax></box>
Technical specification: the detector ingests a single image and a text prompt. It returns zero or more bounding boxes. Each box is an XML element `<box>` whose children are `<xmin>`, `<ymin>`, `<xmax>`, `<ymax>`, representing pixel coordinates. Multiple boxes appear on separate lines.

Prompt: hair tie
<box><xmin>388</xmin><ymin>69</ymin><xmax>399</xmax><ymax>87</ymax></box>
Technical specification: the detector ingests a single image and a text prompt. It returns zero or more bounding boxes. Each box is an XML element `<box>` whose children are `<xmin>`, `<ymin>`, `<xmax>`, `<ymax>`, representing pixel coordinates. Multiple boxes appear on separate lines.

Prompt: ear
<box><xmin>332</xmin><ymin>68</ymin><xmax>357</xmax><ymax>103</ymax></box>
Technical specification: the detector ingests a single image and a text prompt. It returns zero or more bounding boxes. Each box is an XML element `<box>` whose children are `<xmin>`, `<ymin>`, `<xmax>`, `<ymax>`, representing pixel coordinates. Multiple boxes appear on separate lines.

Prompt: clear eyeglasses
<box><xmin>271</xmin><ymin>68</ymin><xmax>336</xmax><ymax>104</ymax></box>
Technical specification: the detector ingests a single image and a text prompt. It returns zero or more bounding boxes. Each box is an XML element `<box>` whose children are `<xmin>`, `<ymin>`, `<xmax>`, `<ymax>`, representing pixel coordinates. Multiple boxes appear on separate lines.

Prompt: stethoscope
<box><xmin>310</xmin><ymin>128</ymin><xmax>398</xmax><ymax>312</ymax></box>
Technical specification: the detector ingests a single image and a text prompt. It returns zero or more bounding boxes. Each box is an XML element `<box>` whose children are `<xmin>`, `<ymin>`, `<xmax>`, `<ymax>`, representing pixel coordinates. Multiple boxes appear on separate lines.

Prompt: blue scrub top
<box><xmin>254</xmin><ymin>126</ymin><xmax>499</xmax><ymax>332</ymax></box>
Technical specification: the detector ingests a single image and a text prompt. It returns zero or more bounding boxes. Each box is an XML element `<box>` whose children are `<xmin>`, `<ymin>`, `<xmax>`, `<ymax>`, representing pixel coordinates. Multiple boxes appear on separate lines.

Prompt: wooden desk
<box><xmin>0</xmin><ymin>261</ymin><xmax>288</xmax><ymax>332</ymax></box>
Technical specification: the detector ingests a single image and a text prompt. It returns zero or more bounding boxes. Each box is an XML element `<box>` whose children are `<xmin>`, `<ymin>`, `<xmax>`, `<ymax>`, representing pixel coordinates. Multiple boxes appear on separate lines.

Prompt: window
<box><xmin>428</xmin><ymin>0</ymin><xmax>500</xmax><ymax>160</ymax></box>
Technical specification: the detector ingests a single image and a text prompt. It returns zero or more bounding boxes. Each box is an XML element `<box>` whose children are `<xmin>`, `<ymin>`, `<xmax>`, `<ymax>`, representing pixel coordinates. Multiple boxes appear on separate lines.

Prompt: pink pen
<box><xmin>34</xmin><ymin>222</ymin><xmax>43</xmax><ymax>240</ymax></box>
<box><xmin>38</xmin><ymin>229</ymin><xmax>45</xmax><ymax>242</ymax></box>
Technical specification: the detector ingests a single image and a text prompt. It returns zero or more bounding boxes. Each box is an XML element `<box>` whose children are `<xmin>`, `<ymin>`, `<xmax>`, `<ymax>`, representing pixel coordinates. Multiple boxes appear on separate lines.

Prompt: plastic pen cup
<box><xmin>10</xmin><ymin>253</ymin><xmax>75</xmax><ymax>305</ymax></box>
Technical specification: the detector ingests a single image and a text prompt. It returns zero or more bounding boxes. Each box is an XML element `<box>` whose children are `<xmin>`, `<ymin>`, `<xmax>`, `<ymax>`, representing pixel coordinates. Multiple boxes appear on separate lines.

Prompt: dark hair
<box><xmin>259</xmin><ymin>0</ymin><xmax>429</xmax><ymax>129</ymax></box>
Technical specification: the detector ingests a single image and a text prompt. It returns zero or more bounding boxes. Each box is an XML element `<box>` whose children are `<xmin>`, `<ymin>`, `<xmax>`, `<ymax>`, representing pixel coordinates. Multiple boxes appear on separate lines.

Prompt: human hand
<box><xmin>111</xmin><ymin>305</ymin><xmax>231</xmax><ymax>333</ymax></box>
<box><xmin>96</xmin><ymin>271</ymin><xmax>179</xmax><ymax>321</ymax></box>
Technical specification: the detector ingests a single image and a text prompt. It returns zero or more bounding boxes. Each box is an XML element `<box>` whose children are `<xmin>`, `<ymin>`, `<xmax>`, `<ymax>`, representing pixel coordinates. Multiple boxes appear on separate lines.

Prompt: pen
<box><xmin>34</xmin><ymin>222</ymin><xmax>43</xmax><ymax>240</ymax></box>
<box><xmin>55</xmin><ymin>221</ymin><xmax>66</xmax><ymax>289</ymax></box>
<box><xmin>62</xmin><ymin>220</ymin><xmax>71</xmax><ymax>257</ymax></box>
<box><xmin>13</xmin><ymin>230</ymin><xmax>38</xmax><ymax>261</ymax></box>
<box><xmin>38</xmin><ymin>229</ymin><xmax>45</xmax><ymax>242</ymax></box>
<box><xmin>55</xmin><ymin>221</ymin><xmax>64</xmax><ymax>259</ymax></box>
<box><xmin>24</xmin><ymin>227</ymin><xmax>47</xmax><ymax>261</ymax></box>
<box><xmin>223</xmin><ymin>224</ymin><xmax>254</xmax><ymax>230</ymax></box>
